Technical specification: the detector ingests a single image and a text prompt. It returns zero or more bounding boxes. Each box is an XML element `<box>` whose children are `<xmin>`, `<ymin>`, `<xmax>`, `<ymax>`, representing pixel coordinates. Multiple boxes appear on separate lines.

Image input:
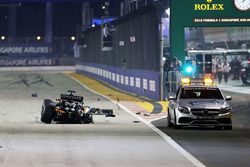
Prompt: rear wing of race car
<box><xmin>89</xmin><ymin>108</ymin><xmax>115</xmax><ymax>117</ymax></box>
<box><xmin>60</xmin><ymin>94</ymin><xmax>83</xmax><ymax>102</ymax></box>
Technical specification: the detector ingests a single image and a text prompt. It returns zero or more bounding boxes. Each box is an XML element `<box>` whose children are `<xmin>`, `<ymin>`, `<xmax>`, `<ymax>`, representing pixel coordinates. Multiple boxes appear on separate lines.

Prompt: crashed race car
<box><xmin>41</xmin><ymin>90</ymin><xmax>115</xmax><ymax>124</ymax></box>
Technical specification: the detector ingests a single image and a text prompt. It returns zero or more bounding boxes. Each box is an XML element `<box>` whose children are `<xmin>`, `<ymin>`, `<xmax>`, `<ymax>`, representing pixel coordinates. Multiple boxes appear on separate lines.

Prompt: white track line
<box><xmin>149</xmin><ymin>116</ymin><xmax>168</xmax><ymax>122</ymax></box>
<box><xmin>67</xmin><ymin>74</ymin><xmax>206</xmax><ymax>167</ymax></box>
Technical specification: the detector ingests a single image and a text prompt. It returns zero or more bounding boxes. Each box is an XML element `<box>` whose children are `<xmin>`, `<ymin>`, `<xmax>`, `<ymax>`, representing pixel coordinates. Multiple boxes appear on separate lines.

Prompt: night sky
<box><xmin>0</xmin><ymin>0</ymin><xmax>122</xmax><ymax>37</ymax></box>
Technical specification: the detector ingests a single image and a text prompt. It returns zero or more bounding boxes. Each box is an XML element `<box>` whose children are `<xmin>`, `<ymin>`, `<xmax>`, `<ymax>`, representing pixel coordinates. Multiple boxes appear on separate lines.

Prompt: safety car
<box><xmin>167</xmin><ymin>78</ymin><xmax>232</xmax><ymax>130</ymax></box>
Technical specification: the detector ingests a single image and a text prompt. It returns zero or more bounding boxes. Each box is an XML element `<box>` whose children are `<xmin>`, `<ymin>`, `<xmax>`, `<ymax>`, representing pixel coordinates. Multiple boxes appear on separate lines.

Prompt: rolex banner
<box><xmin>170</xmin><ymin>0</ymin><xmax>250</xmax><ymax>61</ymax></box>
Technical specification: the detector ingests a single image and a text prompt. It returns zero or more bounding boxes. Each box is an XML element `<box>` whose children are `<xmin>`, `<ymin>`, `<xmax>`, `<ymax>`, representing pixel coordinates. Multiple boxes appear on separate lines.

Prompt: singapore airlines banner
<box><xmin>0</xmin><ymin>44</ymin><xmax>56</xmax><ymax>66</ymax></box>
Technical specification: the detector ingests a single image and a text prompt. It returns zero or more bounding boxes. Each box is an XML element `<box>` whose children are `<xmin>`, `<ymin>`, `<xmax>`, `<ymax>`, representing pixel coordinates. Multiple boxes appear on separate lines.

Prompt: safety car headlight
<box><xmin>220</xmin><ymin>106</ymin><xmax>231</xmax><ymax>114</ymax></box>
<box><xmin>178</xmin><ymin>106</ymin><xmax>190</xmax><ymax>114</ymax></box>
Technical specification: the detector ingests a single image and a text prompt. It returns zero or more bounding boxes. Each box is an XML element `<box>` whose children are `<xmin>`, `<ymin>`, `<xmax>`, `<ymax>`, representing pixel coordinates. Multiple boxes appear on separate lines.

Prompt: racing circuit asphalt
<box><xmin>0</xmin><ymin>71</ymin><xmax>198</xmax><ymax>167</ymax></box>
<box><xmin>152</xmin><ymin>90</ymin><xmax>250</xmax><ymax>167</ymax></box>
<box><xmin>1</xmin><ymin>71</ymin><xmax>250</xmax><ymax>167</ymax></box>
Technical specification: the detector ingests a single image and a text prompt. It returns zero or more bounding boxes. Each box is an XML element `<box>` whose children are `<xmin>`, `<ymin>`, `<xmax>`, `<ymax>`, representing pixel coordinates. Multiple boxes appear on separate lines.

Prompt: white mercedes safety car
<box><xmin>167</xmin><ymin>78</ymin><xmax>232</xmax><ymax>130</ymax></box>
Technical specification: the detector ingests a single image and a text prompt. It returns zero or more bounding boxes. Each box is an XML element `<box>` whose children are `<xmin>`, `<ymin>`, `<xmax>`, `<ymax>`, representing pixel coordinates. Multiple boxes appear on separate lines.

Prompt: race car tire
<box><xmin>167</xmin><ymin>110</ymin><xmax>173</xmax><ymax>127</ymax></box>
<box><xmin>41</xmin><ymin>99</ymin><xmax>54</xmax><ymax>124</ymax></box>
<box><xmin>82</xmin><ymin>113</ymin><xmax>93</xmax><ymax>124</ymax></box>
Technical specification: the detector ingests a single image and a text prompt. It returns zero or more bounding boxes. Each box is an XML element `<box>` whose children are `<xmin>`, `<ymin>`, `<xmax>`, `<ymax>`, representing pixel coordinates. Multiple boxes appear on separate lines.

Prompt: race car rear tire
<box><xmin>41</xmin><ymin>99</ymin><xmax>54</xmax><ymax>124</ymax></box>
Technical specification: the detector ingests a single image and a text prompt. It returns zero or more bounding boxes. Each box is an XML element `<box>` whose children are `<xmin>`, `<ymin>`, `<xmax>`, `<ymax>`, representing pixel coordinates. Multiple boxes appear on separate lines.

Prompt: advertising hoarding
<box><xmin>171</xmin><ymin>0</ymin><xmax>250</xmax><ymax>61</ymax></box>
<box><xmin>0</xmin><ymin>44</ymin><xmax>55</xmax><ymax>66</ymax></box>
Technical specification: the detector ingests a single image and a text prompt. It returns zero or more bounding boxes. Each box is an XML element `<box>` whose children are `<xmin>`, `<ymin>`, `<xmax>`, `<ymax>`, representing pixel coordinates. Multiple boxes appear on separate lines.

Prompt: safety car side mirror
<box><xmin>225</xmin><ymin>96</ymin><xmax>232</xmax><ymax>101</ymax></box>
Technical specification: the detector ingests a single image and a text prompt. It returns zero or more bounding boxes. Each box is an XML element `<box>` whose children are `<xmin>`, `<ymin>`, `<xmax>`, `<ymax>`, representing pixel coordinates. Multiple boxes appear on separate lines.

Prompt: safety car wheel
<box><xmin>167</xmin><ymin>110</ymin><xmax>173</xmax><ymax>127</ymax></box>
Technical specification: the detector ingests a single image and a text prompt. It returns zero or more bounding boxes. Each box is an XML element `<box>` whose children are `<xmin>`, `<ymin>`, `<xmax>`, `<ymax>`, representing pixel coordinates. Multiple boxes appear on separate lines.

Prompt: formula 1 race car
<box><xmin>41</xmin><ymin>90</ymin><xmax>115</xmax><ymax>124</ymax></box>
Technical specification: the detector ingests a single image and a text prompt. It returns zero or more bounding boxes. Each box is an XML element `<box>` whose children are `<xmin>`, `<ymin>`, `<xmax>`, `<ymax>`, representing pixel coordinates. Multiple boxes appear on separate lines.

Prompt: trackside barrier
<box><xmin>76</xmin><ymin>63</ymin><xmax>161</xmax><ymax>100</ymax></box>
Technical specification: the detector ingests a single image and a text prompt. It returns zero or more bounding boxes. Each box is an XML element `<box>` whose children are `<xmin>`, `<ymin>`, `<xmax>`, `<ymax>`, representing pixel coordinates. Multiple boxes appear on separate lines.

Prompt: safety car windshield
<box><xmin>179</xmin><ymin>87</ymin><xmax>224</xmax><ymax>99</ymax></box>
